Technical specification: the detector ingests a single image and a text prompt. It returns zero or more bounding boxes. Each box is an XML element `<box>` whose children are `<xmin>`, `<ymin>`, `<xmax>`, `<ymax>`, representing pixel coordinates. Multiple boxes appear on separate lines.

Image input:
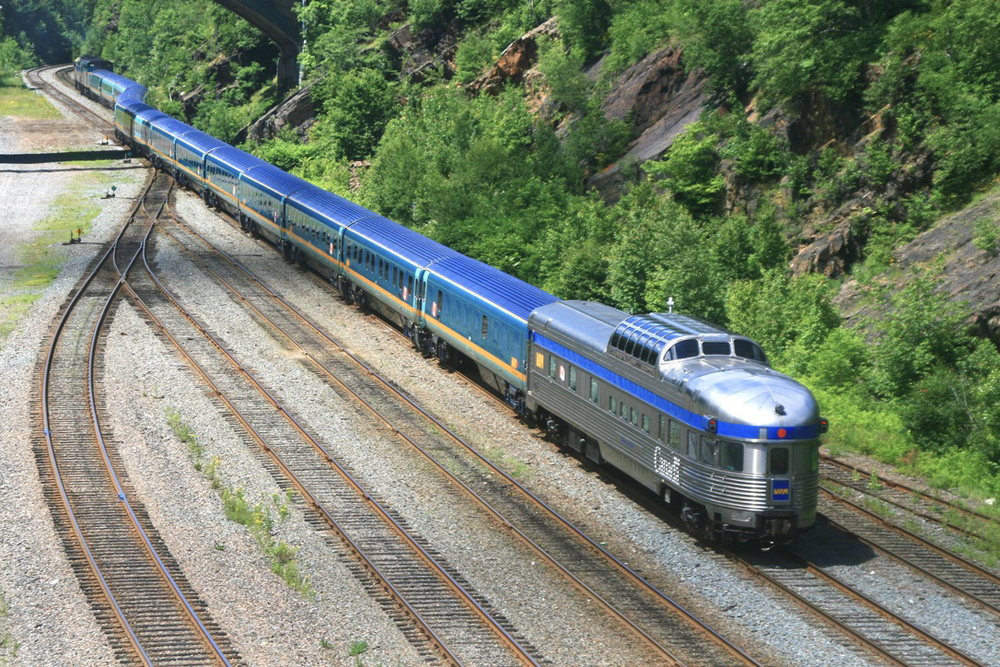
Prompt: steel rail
<box><xmin>820</xmin><ymin>455</ymin><xmax>999</xmax><ymax>539</ymax></box>
<box><xmin>39</xmin><ymin>177</ymin><xmax>156</xmax><ymax>666</ymax></box>
<box><xmin>154</xmin><ymin>219</ymin><xmax>685</xmax><ymax>664</ymax></box>
<box><xmin>738</xmin><ymin>548</ymin><xmax>981</xmax><ymax>667</ymax></box>
<box><xmin>161</xmin><ymin>210</ymin><xmax>758</xmax><ymax>666</ymax></box>
<box><xmin>99</xmin><ymin>180</ymin><xmax>231</xmax><ymax>664</ymax></box>
<box><xmin>124</xmin><ymin>222</ymin><xmax>530</xmax><ymax>665</ymax></box>
<box><xmin>821</xmin><ymin>487</ymin><xmax>1000</xmax><ymax>617</ymax></box>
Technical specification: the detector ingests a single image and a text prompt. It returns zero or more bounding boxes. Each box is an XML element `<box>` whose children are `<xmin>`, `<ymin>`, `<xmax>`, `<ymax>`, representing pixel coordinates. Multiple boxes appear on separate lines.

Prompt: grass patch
<box><xmin>0</xmin><ymin>80</ymin><xmax>60</xmax><ymax>119</ymax></box>
<box><xmin>349</xmin><ymin>640</ymin><xmax>368</xmax><ymax>666</ymax></box>
<box><xmin>166</xmin><ymin>408</ymin><xmax>314</xmax><ymax>597</ymax></box>
<box><xmin>0</xmin><ymin>593</ymin><xmax>19</xmax><ymax>661</ymax></box>
<box><xmin>481</xmin><ymin>444</ymin><xmax>530</xmax><ymax>479</ymax></box>
<box><xmin>0</xmin><ymin>174</ymin><xmax>112</xmax><ymax>341</ymax></box>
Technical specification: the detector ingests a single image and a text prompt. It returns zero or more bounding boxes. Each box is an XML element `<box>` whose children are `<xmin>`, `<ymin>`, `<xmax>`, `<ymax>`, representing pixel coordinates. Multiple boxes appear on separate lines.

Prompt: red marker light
<box><xmin>707</xmin><ymin>418</ymin><xmax>718</xmax><ymax>433</ymax></box>
<box><xmin>777</xmin><ymin>428</ymin><xmax>787</xmax><ymax>438</ymax></box>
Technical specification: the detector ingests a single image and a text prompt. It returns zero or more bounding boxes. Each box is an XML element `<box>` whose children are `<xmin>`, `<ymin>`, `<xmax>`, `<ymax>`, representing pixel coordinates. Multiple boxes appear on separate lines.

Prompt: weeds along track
<box><xmin>818</xmin><ymin>488</ymin><xmax>1000</xmax><ymax>619</ymax></box>
<box><xmin>820</xmin><ymin>455</ymin><xmax>1000</xmax><ymax>550</ymax></box>
<box><xmin>32</xmin><ymin>174</ymin><xmax>238</xmax><ymax>665</ymax></box>
<box><xmin>124</xmin><ymin>204</ymin><xmax>544</xmax><ymax>667</ymax></box>
<box><xmin>156</xmin><ymin>206</ymin><xmax>759</xmax><ymax>667</ymax></box>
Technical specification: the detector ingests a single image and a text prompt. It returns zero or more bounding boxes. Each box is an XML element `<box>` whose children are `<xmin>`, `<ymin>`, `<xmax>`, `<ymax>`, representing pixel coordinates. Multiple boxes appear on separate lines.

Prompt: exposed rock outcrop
<box><xmin>588</xmin><ymin>46</ymin><xmax>707</xmax><ymax>195</ymax></box>
<box><xmin>384</xmin><ymin>24</ymin><xmax>458</xmax><ymax>82</ymax></box>
<box><xmin>834</xmin><ymin>191</ymin><xmax>1000</xmax><ymax>346</ymax></box>
<box><xmin>238</xmin><ymin>85</ymin><xmax>315</xmax><ymax>144</ymax></box>
<box><xmin>466</xmin><ymin>18</ymin><xmax>560</xmax><ymax>96</ymax></box>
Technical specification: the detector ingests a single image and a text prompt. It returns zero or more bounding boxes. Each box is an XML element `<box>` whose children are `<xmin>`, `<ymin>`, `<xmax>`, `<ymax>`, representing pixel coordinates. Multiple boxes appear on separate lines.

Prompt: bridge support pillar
<box><xmin>277</xmin><ymin>47</ymin><xmax>299</xmax><ymax>94</ymax></box>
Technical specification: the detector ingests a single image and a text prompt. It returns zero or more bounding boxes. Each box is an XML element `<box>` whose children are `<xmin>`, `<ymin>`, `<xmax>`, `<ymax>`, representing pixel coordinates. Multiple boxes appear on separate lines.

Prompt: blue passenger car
<box><xmin>422</xmin><ymin>255</ymin><xmax>558</xmax><ymax>392</ymax></box>
<box><xmin>345</xmin><ymin>215</ymin><xmax>459</xmax><ymax>326</ymax></box>
<box><xmin>204</xmin><ymin>146</ymin><xmax>267</xmax><ymax>219</ymax></box>
<box><xmin>147</xmin><ymin>116</ymin><xmax>193</xmax><ymax>171</ymax></box>
<box><xmin>284</xmin><ymin>184</ymin><xmax>370</xmax><ymax>280</ymax></box>
<box><xmin>173</xmin><ymin>129</ymin><xmax>226</xmax><ymax>193</ymax></box>
<box><xmin>238</xmin><ymin>163</ymin><xmax>308</xmax><ymax>248</ymax></box>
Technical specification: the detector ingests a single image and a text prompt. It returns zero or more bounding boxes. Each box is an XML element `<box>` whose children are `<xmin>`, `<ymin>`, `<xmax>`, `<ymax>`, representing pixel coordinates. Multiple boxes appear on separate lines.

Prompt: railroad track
<box><xmin>32</xmin><ymin>173</ymin><xmax>238</xmax><ymax>664</ymax></box>
<box><xmin>24</xmin><ymin>65</ymin><xmax>117</xmax><ymax>136</ymax></box>
<box><xmin>820</xmin><ymin>455</ymin><xmax>1000</xmax><ymax>546</ymax></box>
<box><xmin>120</xmin><ymin>203</ymin><xmax>543</xmax><ymax>665</ymax></box>
<box><xmin>737</xmin><ymin>547</ymin><xmax>981</xmax><ymax>666</ymax></box>
<box><xmin>819</xmin><ymin>488</ymin><xmax>1000</xmax><ymax>618</ymax></box>
<box><xmin>154</xmin><ymin>203</ymin><xmax>760</xmax><ymax>666</ymax></box>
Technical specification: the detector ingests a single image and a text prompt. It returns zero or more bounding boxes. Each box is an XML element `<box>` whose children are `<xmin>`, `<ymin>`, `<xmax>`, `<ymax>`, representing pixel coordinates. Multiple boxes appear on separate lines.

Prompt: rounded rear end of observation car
<box><xmin>527</xmin><ymin>301</ymin><xmax>825</xmax><ymax>547</ymax></box>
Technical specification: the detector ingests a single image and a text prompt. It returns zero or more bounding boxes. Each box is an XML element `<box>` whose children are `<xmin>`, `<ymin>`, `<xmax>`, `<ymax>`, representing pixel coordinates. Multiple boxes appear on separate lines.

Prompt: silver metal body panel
<box><xmin>527</xmin><ymin>300</ymin><xmax>821</xmax><ymax>536</ymax></box>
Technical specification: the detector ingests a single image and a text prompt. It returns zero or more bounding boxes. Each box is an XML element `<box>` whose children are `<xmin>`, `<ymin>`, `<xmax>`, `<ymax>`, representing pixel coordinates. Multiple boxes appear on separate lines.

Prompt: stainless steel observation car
<box><xmin>527</xmin><ymin>300</ymin><xmax>825</xmax><ymax>546</ymax></box>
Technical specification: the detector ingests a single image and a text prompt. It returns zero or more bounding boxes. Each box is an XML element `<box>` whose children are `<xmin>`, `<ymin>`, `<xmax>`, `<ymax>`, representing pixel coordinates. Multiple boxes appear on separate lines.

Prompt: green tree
<box><xmin>750</xmin><ymin>0</ymin><xmax>867</xmax><ymax>109</ymax></box>
<box><xmin>312</xmin><ymin>68</ymin><xmax>399</xmax><ymax>161</ymax></box>
<box><xmin>644</xmin><ymin>127</ymin><xmax>725</xmax><ymax>218</ymax></box>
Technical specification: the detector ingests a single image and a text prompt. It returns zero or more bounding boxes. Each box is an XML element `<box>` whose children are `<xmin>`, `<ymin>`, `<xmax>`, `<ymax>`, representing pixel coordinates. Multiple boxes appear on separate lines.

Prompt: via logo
<box><xmin>771</xmin><ymin>479</ymin><xmax>791</xmax><ymax>502</ymax></box>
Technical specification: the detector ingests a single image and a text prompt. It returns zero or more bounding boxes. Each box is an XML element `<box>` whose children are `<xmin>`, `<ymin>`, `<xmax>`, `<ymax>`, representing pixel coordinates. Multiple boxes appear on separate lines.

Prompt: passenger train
<box><xmin>74</xmin><ymin>55</ymin><xmax>826</xmax><ymax>547</ymax></box>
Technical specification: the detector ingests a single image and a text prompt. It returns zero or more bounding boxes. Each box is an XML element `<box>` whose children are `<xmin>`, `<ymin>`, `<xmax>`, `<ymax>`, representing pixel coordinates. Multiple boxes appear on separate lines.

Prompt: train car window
<box><xmin>408</xmin><ymin>276</ymin><xmax>414</xmax><ymax>298</ymax></box>
<box><xmin>666</xmin><ymin>339</ymin><xmax>700</xmax><ymax>361</ymax></box>
<box><xmin>658</xmin><ymin>415</ymin><xmax>665</xmax><ymax>442</ymax></box>
<box><xmin>639</xmin><ymin>336</ymin><xmax>654</xmax><ymax>363</ymax></box>
<box><xmin>393</xmin><ymin>267</ymin><xmax>398</xmax><ymax>286</ymax></box>
<box><xmin>620</xmin><ymin>401</ymin><xmax>627</xmax><ymax>421</ymax></box>
<box><xmin>569</xmin><ymin>366</ymin><xmax>577</xmax><ymax>391</ymax></box>
<box><xmin>549</xmin><ymin>356</ymin><xmax>557</xmax><ymax>379</ymax></box>
<box><xmin>624</xmin><ymin>331</ymin><xmax>640</xmax><ymax>356</ymax></box>
<box><xmin>734</xmin><ymin>339</ymin><xmax>767</xmax><ymax>362</ymax></box>
<box><xmin>610</xmin><ymin>332</ymin><xmax>622</xmax><ymax>349</ymax></box>
<box><xmin>669</xmin><ymin>420</ymin><xmax>681</xmax><ymax>449</ymax></box>
<box><xmin>699</xmin><ymin>437</ymin><xmax>717</xmax><ymax>466</ymax></box>
<box><xmin>590</xmin><ymin>378</ymin><xmax>599</xmax><ymax>403</ymax></box>
<box><xmin>609</xmin><ymin>395</ymin><xmax>617</xmax><ymax>413</ymax></box>
<box><xmin>703</xmin><ymin>341</ymin><xmax>732</xmax><ymax>356</ymax></box>
<box><xmin>482</xmin><ymin>315</ymin><xmax>488</xmax><ymax>337</ymax></box>
<box><xmin>687</xmin><ymin>432</ymin><xmax>698</xmax><ymax>459</ymax></box>
<box><xmin>436</xmin><ymin>290</ymin><xmax>443</xmax><ymax>316</ymax></box>
<box><xmin>770</xmin><ymin>447</ymin><xmax>789</xmax><ymax>475</ymax></box>
<box><xmin>630</xmin><ymin>407</ymin><xmax>638</xmax><ymax>428</ymax></box>
<box><xmin>720</xmin><ymin>441</ymin><xmax>744</xmax><ymax>472</ymax></box>
<box><xmin>642</xmin><ymin>414</ymin><xmax>650</xmax><ymax>434</ymax></box>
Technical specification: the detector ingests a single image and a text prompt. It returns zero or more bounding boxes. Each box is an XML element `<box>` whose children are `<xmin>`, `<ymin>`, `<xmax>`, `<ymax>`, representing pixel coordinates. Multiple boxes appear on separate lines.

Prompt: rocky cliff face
<box><xmin>835</xmin><ymin>192</ymin><xmax>1000</xmax><ymax>346</ymax></box>
<box><xmin>239</xmin><ymin>85</ymin><xmax>316</xmax><ymax>143</ymax></box>
<box><xmin>589</xmin><ymin>47</ymin><xmax>707</xmax><ymax>196</ymax></box>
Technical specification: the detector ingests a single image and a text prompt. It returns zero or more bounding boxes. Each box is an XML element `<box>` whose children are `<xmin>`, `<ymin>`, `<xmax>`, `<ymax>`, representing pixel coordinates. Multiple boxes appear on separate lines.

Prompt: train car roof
<box><xmin>243</xmin><ymin>163</ymin><xmax>311</xmax><ymax>198</ymax></box>
<box><xmin>351</xmin><ymin>215</ymin><xmax>460</xmax><ymax>267</ymax></box>
<box><xmin>529</xmin><ymin>300</ymin><xmax>623</xmax><ymax>354</ymax></box>
<box><xmin>99</xmin><ymin>71</ymin><xmax>132</xmax><ymax>89</ymax></box>
<box><xmin>430</xmin><ymin>255</ymin><xmax>558</xmax><ymax>322</ymax></box>
<box><xmin>175</xmin><ymin>127</ymin><xmax>227</xmax><ymax>154</ymax></box>
<box><xmin>133</xmin><ymin>105</ymin><xmax>170</xmax><ymax>124</ymax></box>
<box><xmin>117</xmin><ymin>98</ymin><xmax>155</xmax><ymax>116</ymax></box>
<box><xmin>116</xmin><ymin>86</ymin><xmax>147</xmax><ymax>106</ymax></box>
<box><xmin>148</xmin><ymin>115</ymin><xmax>192</xmax><ymax>136</ymax></box>
<box><xmin>288</xmin><ymin>184</ymin><xmax>373</xmax><ymax>227</ymax></box>
<box><xmin>206</xmin><ymin>145</ymin><xmax>268</xmax><ymax>173</ymax></box>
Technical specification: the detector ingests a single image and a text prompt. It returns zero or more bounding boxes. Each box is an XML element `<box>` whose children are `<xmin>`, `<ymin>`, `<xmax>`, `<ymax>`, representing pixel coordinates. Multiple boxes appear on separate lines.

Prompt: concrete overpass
<box><xmin>212</xmin><ymin>0</ymin><xmax>301</xmax><ymax>92</ymax></box>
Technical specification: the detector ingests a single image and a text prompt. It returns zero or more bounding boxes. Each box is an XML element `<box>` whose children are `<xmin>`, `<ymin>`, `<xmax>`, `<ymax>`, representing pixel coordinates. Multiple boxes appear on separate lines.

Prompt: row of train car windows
<box><xmin>346</xmin><ymin>243</ymin><xmax>416</xmax><ymax>299</ymax></box>
<box><xmin>661</xmin><ymin>338</ymin><xmax>768</xmax><ymax>363</ymax></box>
<box><xmin>543</xmin><ymin>353</ymin><xmax>757</xmax><ymax>472</ymax></box>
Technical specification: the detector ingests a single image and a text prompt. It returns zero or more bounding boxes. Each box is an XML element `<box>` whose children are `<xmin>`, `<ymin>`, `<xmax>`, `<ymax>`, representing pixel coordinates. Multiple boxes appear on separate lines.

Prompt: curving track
<box><xmin>32</xmin><ymin>172</ymin><xmax>238</xmax><ymax>665</ymax></box>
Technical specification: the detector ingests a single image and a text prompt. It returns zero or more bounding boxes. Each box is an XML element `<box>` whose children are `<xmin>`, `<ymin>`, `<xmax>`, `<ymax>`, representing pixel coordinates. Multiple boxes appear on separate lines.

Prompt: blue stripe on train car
<box><xmin>531</xmin><ymin>332</ymin><xmax>821</xmax><ymax>441</ymax></box>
